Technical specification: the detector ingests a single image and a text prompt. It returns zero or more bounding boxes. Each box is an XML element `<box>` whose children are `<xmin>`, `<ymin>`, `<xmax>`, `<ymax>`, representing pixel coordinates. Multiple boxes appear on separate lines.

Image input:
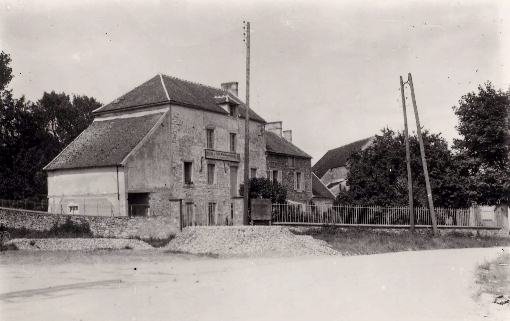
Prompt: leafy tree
<box><xmin>38</xmin><ymin>92</ymin><xmax>98</xmax><ymax>146</ymax></box>
<box><xmin>0</xmin><ymin>51</ymin><xmax>100</xmax><ymax>200</ymax></box>
<box><xmin>336</xmin><ymin>128</ymin><xmax>470</xmax><ymax>208</ymax></box>
<box><xmin>248</xmin><ymin>177</ymin><xmax>287</xmax><ymax>204</ymax></box>
<box><xmin>0</xmin><ymin>52</ymin><xmax>13</xmax><ymax>91</ymax></box>
<box><xmin>452</xmin><ymin>82</ymin><xmax>510</xmax><ymax>205</ymax></box>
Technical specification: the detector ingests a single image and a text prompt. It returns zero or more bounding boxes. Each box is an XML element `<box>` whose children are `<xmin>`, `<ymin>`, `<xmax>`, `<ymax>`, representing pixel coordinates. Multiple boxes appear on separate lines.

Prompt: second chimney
<box><xmin>221</xmin><ymin>82</ymin><xmax>239</xmax><ymax>97</ymax></box>
<box><xmin>283</xmin><ymin>130</ymin><xmax>292</xmax><ymax>143</ymax></box>
<box><xmin>265</xmin><ymin>121</ymin><xmax>283</xmax><ymax>137</ymax></box>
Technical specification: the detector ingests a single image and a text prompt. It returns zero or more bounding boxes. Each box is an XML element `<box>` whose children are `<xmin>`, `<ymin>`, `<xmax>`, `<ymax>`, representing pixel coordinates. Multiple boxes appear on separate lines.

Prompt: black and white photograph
<box><xmin>0</xmin><ymin>0</ymin><xmax>509</xmax><ymax>320</ymax></box>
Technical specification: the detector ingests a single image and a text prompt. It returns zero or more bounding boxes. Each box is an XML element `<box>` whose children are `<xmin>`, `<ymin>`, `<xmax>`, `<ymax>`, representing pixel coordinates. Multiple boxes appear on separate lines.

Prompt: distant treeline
<box><xmin>0</xmin><ymin>51</ymin><xmax>100</xmax><ymax>200</ymax></box>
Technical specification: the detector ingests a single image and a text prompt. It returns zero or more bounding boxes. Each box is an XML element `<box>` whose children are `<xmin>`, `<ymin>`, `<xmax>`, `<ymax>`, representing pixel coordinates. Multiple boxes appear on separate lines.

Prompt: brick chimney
<box><xmin>221</xmin><ymin>82</ymin><xmax>239</xmax><ymax>97</ymax></box>
<box><xmin>283</xmin><ymin>130</ymin><xmax>292</xmax><ymax>143</ymax></box>
<box><xmin>265</xmin><ymin>121</ymin><xmax>283</xmax><ymax>137</ymax></box>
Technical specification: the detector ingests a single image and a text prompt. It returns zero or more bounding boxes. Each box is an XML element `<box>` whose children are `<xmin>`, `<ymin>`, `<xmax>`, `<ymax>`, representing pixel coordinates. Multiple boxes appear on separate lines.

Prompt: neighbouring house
<box><xmin>311</xmin><ymin>173</ymin><xmax>336</xmax><ymax>207</ymax></box>
<box><xmin>312</xmin><ymin>137</ymin><xmax>374</xmax><ymax>196</ymax></box>
<box><xmin>264</xmin><ymin>121</ymin><xmax>313</xmax><ymax>204</ymax></box>
<box><xmin>44</xmin><ymin>74</ymin><xmax>267</xmax><ymax>227</ymax></box>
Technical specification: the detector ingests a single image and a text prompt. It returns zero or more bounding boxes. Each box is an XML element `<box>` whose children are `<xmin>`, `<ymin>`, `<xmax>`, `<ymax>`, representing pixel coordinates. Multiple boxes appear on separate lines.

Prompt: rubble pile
<box><xmin>166</xmin><ymin>226</ymin><xmax>338</xmax><ymax>257</ymax></box>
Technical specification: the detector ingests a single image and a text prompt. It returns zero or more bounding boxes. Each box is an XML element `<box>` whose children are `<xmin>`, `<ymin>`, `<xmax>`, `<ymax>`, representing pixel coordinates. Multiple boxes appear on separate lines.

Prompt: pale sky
<box><xmin>1</xmin><ymin>0</ymin><xmax>509</xmax><ymax>162</ymax></box>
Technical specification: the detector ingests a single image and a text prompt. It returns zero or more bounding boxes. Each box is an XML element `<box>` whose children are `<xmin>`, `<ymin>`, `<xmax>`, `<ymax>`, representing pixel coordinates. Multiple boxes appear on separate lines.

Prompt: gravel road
<box><xmin>7</xmin><ymin>238</ymin><xmax>153</xmax><ymax>251</ymax></box>
<box><xmin>0</xmin><ymin>247</ymin><xmax>507</xmax><ymax>321</ymax></box>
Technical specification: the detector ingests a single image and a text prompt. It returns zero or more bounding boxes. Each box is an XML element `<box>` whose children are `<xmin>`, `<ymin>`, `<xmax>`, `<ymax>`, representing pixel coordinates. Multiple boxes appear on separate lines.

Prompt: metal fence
<box><xmin>0</xmin><ymin>198</ymin><xmax>117</xmax><ymax>216</ymax></box>
<box><xmin>272</xmin><ymin>203</ymin><xmax>499</xmax><ymax>228</ymax></box>
<box><xmin>0</xmin><ymin>199</ymin><xmax>49</xmax><ymax>212</ymax></box>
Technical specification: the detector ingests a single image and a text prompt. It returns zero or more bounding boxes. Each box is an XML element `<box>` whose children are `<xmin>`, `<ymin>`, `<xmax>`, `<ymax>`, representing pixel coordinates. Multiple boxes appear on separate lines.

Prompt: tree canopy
<box><xmin>336</xmin><ymin>128</ymin><xmax>470</xmax><ymax>208</ymax></box>
<box><xmin>452</xmin><ymin>82</ymin><xmax>510</xmax><ymax>205</ymax></box>
<box><xmin>337</xmin><ymin>82</ymin><xmax>510</xmax><ymax>208</ymax></box>
<box><xmin>0</xmin><ymin>51</ymin><xmax>101</xmax><ymax>200</ymax></box>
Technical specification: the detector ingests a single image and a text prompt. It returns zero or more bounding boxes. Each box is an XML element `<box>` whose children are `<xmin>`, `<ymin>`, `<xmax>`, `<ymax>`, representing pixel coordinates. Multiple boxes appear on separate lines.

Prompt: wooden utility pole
<box><xmin>243</xmin><ymin>21</ymin><xmax>251</xmax><ymax>225</ymax></box>
<box><xmin>400</xmin><ymin>76</ymin><xmax>415</xmax><ymax>232</ymax></box>
<box><xmin>407</xmin><ymin>73</ymin><xmax>438</xmax><ymax>235</ymax></box>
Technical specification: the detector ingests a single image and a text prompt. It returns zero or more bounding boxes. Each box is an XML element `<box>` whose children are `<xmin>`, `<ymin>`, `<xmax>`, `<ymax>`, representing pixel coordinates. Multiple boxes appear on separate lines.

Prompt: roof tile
<box><xmin>44</xmin><ymin>113</ymin><xmax>164</xmax><ymax>170</ymax></box>
<box><xmin>265</xmin><ymin>131</ymin><xmax>311</xmax><ymax>159</ymax></box>
<box><xmin>94</xmin><ymin>74</ymin><xmax>265</xmax><ymax>123</ymax></box>
<box><xmin>312</xmin><ymin>173</ymin><xmax>335</xmax><ymax>199</ymax></box>
<box><xmin>312</xmin><ymin>137</ymin><xmax>373</xmax><ymax>178</ymax></box>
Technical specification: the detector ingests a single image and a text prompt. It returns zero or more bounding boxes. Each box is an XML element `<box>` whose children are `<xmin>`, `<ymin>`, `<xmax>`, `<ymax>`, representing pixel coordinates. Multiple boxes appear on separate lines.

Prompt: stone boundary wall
<box><xmin>0</xmin><ymin>207</ymin><xmax>178</xmax><ymax>239</ymax></box>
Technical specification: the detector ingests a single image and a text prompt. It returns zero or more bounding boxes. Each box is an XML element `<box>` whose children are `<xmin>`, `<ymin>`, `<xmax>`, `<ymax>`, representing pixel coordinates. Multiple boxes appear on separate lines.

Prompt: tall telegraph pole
<box><xmin>407</xmin><ymin>73</ymin><xmax>438</xmax><ymax>235</ymax></box>
<box><xmin>400</xmin><ymin>76</ymin><xmax>415</xmax><ymax>232</ymax></box>
<box><xmin>243</xmin><ymin>21</ymin><xmax>251</xmax><ymax>225</ymax></box>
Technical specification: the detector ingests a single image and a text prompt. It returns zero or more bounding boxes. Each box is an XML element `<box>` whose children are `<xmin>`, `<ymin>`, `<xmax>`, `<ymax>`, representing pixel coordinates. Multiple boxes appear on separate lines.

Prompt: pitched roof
<box><xmin>312</xmin><ymin>137</ymin><xmax>373</xmax><ymax>178</ymax></box>
<box><xmin>312</xmin><ymin>173</ymin><xmax>335</xmax><ymax>199</ymax></box>
<box><xmin>44</xmin><ymin>113</ymin><xmax>165</xmax><ymax>171</ymax></box>
<box><xmin>93</xmin><ymin>74</ymin><xmax>266</xmax><ymax>123</ymax></box>
<box><xmin>265</xmin><ymin>131</ymin><xmax>311</xmax><ymax>159</ymax></box>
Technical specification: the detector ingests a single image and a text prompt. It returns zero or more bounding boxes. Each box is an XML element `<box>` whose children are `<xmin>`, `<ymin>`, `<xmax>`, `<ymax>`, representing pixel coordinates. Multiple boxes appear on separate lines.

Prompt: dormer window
<box><xmin>229</xmin><ymin>105</ymin><xmax>237</xmax><ymax>117</ymax></box>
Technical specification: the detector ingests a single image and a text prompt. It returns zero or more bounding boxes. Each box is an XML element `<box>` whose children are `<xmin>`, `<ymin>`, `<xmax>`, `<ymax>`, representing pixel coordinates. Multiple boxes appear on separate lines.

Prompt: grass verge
<box><xmin>293</xmin><ymin>227</ymin><xmax>510</xmax><ymax>255</ymax></box>
<box><xmin>476</xmin><ymin>253</ymin><xmax>510</xmax><ymax>298</ymax></box>
<box><xmin>0</xmin><ymin>217</ymin><xmax>93</xmax><ymax>239</ymax></box>
<box><xmin>135</xmin><ymin>235</ymin><xmax>175</xmax><ymax>248</ymax></box>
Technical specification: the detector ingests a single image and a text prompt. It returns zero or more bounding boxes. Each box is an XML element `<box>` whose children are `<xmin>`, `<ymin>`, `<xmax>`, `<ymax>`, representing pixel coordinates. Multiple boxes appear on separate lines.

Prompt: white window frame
<box><xmin>270</xmin><ymin>169</ymin><xmax>282</xmax><ymax>184</ymax></box>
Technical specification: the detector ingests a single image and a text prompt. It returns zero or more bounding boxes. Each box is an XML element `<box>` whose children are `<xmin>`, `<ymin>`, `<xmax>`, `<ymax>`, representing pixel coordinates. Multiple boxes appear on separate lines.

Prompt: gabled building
<box><xmin>312</xmin><ymin>137</ymin><xmax>374</xmax><ymax>196</ymax></box>
<box><xmin>45</xmin><ymin>74</ymin><xmax>266</xmax><ymax>227</ymax></box>
<box><xmin>264</xmin><ymin>121</ymin><xmax>313</xmax><ymax>204</ymax></box>
<box><xmin>311</xmin><ymin>173</ymin><xmax>336</xmax><ymax>206</ymax></box>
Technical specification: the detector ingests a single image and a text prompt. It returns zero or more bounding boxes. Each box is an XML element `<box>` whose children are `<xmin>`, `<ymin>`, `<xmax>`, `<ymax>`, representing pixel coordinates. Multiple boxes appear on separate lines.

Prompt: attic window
<box><xmin>229</xmin><ymin>105</ymin><xmax>237</xmax><ymax>117</ymax></box>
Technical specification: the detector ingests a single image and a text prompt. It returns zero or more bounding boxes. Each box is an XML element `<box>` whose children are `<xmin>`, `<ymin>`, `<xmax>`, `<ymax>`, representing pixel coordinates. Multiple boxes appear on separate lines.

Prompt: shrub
<box><xmin>47</xmin><ymin>217</ymin><xmax>93</xmax><ymax>238</ymax></box>
<box><xmin>138</xmin><ymin>235</ymin><xmax>175</xmax><ymax>248</ymax></box>
<box><xmin>247</xmin><ymin>177</ymin><xmax>287</xmax><ymax>203</ymax></box>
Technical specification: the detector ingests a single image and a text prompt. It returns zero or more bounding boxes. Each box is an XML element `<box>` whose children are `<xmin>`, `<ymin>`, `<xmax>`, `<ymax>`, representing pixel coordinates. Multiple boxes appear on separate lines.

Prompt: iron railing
<box><xmin>0</xmin><ymin>198</ymin><xmax>116</xmax><ymax>216</ymax></box>
<box><xmin>272</xmin><ymin>203</ymin><xmax>500</xmax><ymax>228</ymax></box>
<box><xmin>0</xmin><ymin>199</ymin><xmax>48</xmax><ymax>212</ymax></box>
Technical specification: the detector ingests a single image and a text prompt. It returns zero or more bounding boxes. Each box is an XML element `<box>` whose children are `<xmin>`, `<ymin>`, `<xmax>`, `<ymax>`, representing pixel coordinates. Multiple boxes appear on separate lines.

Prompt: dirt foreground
<box><xmin>0</xmin><ymin>247</ymin><xmax>508</xmax><ymax>321</ymax></box>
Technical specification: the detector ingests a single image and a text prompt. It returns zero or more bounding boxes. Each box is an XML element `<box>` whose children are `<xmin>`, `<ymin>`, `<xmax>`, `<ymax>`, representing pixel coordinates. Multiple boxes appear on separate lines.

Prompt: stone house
<box><xmin>312</xmin><ymin>137</ymin><xmax>374</xmax><ymax>196</ymax></box>
<box><xmin>264</xmin><ymin>121</ymin><xmax>313</xmax><ymax>204</ymax></box>
<box><xmin>44</xmin><ymin>74</ymin><xmax>267</xmax><ymax>227</ymax></box>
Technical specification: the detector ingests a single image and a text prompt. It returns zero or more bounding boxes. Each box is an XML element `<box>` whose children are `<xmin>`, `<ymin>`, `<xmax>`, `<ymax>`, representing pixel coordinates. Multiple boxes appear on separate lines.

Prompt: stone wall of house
<box><xmin>266</xmin><ymin>154</ymin><xmax>312</xmax><ymax>204</ymax></box>
<box><xmin>169</xmin><ymin>105</ymin><xmax>266</xmax><ymax>226</ymax></box>
<box><xmin>123</xmin><ymin>105</ymin><xmax>266</xmax><ymax>225</ymax></box>
<box><xmin>0</xmin><ymin>207</ymin><xmax>178</xmax><ymax>239</ymax></box>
